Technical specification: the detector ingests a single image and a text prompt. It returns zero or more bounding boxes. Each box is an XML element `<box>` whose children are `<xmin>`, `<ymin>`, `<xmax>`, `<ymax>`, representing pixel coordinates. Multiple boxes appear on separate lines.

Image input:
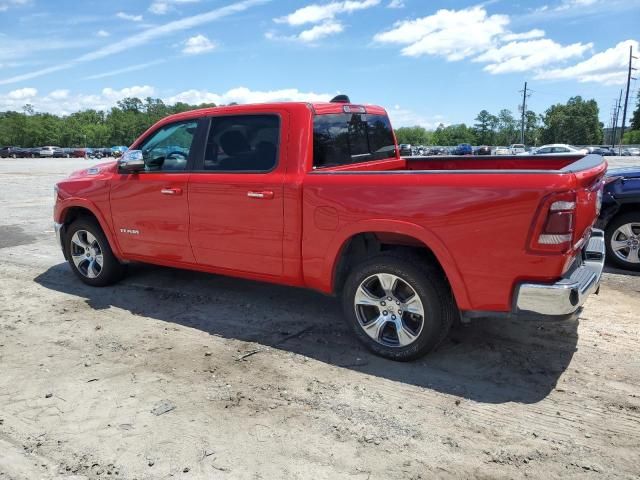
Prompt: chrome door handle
<box><xmin>247</xmin><ymin>191</ymin><xmax>274</xmax><ymax>200</ymax></box>
<box><xmin>161</xmin><ymin>188</ymin><xmax>182</xmax><ymax>195</ymax></box>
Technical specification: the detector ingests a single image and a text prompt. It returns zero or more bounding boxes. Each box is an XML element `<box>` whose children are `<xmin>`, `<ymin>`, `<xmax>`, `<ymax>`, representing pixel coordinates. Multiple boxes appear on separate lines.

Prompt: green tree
<box><xmin>495</xmin><ymin>109</ymin><xmax>518</xmax><ymax>146</ymax></box>
<box><xmin>473</xmin><ymin>110</ymin><xmax>498</xmax><ymax>145</ymax></box>
<box><xmin>394</xmin><ymin>126</ymin><xmax>433</xmax><ymax>145</ymax></box>
<box><xmin>540</xmin><ymin>96</ymin><xmax>603</xmax><ymax>145</ymax></box>
<box><xmin>622</xmin><ymin>129</ymin><xmax>640</xmax><ymax>144</ymax></box>
<box><xmin>432</xmin><ymin>123</ymin><xmax>476</xmax><ymax>145</ymax></box>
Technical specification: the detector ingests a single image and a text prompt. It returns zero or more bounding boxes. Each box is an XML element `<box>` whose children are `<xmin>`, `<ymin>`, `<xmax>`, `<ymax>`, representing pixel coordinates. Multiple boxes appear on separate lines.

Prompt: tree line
<box><xmin>0</xmin><ymin>93</ymin><xmax>638</xmax><ymax>148</ymax></box>
<box><xmin>0</xmin><ymin>97</ymin><xmax>217</xmax><ymax>148</ymax></box>
<box><xmin>395</xmin><ymin>96</ymin><xmax>613</xmax><ymax>147</ymax></box>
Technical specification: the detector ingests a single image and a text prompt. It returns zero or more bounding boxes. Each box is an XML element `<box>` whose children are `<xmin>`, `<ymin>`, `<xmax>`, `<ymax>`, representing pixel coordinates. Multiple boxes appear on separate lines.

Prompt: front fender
<box><xmin>321</xmin><ymin>219</ymin><xmax>471</xmax><ymax>310</ymax></box>
<box><xmin>56</xmin><ymin>197</ymin><xmax>123</xmax><ymax>260</ymax></box>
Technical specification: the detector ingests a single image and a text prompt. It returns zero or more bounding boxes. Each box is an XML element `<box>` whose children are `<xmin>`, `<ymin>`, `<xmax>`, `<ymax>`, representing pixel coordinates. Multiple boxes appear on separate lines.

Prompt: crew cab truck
<box><xmin>54</xmin><ymin>98</ymin><xmax>607</xmax><ymax>361</ymax></box>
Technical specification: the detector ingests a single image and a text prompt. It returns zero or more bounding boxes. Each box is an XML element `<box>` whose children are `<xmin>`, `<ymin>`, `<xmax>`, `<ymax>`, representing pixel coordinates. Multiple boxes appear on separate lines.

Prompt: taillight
<box><xmin>529</xmin><ymin>192</ymin><xmax>576</xmax><ymax>253</ymax></box>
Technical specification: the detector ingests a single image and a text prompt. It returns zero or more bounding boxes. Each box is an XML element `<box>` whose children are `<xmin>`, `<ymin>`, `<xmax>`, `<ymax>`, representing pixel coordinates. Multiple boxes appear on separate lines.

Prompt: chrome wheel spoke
<box><xmin>376</xmin><ymin>273</ymin><xmax>397</xmax><ymax>296</ymax></box>
<box><xmin>618</xmin><ymin>223</ymin><xmax>635</xmax><ymax>238</ymax></box>
<box><xmin>611</xmin><ymin>239</ymin><xmax>628</xmax><ymax>252</ymax></box>
<box><xmin>404</xmin><ymin>294</ymin><xmax>424</xmax><ymax>316</ymax></box>
<box><xmin>94</xmin><ymin>254</ymin><xmax>104</xmax><ymax>267</ymax></box>
<box><xmin>85</xmin><ymin>231</ymin><xmax>98</xmax><ymax>246</ymax></box>
<box><xmin>355</xmin><ymin>285</ymin><xmax>381</xmax><ymax>307</ymax></box>
<box><xmin>86</xmin><ymin>259</ymin><xmax>99</xmax><ymax>278</ymax></box>
<box><xmin>71</xmin><ymin>254</ymin><xmax>87</xmax><ymax>269</ymax></box>
<box><xmin>395</xmin><ymin>321</ymin><xmax>417</xmax><ymax>347</ymax></box>
<box><xmin>627</xmin><ymin>248</ymin><xmax>640</xmax><ymax>264</ymax></box>
<box><xmin>362</xmin><ymin>315</ymin><xmax>387</xmax><ymax>342</ymax></box>
<box><xmin>71</xmin><ymin>232</ymin><xmax>89</xmax><ymax>249</ymax></box>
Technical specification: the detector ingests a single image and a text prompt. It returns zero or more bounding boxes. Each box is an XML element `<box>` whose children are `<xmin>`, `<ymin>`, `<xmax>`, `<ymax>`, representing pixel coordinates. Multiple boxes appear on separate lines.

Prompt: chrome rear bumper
<box><xmin>515</xmin><ymin>229</ymin><xmax>605</xmax><ymax>317</ymax></box>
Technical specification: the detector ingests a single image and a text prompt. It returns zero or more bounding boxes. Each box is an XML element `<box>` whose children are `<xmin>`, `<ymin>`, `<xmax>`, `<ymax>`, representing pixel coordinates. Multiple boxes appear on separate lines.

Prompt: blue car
<box><xmin>596</xmin><ymin>167</ymin><xmax>640</xmax><ymax>271</ymax></box>
<box><xmin>453</xmin><ymin>143</ymin><xmax>473</xmax><ymax>155</ymax></box>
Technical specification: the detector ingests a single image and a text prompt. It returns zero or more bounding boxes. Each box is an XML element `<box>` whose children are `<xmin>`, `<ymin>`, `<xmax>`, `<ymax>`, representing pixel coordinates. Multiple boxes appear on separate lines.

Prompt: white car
<box><xmin>494</xmin><ymin>146</ymin><xmax>511</xmax><ymax>155</ymax></box>
<box><xmin>521</xmin><ymin>144</ymin><xmax>587</xmax><ymax>155</ymax></box>
<box><xmin>39</xmin><ymin>146</ymin><xmax>59</xmax><ymax>157</ymax></box>
<box><xmin>510</xmin><ymin>144</ymin><xmax>525</xmax><ymax>154</ymax></box>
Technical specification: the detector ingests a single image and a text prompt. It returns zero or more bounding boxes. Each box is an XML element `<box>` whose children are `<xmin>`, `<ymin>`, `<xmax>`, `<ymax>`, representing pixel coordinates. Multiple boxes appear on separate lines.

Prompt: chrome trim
<box><xmin>515</xmin><ymin>229</ymin><xmax>605</xmax><ymax>316</ymax></box>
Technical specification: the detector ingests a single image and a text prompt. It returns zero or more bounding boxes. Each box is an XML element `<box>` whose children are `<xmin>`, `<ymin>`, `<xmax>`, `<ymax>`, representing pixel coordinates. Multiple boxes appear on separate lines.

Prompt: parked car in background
<box><xmin>524</xmin><ymin>144</ymin><xmax>588</xmax><ymax>155</ymax></box>
<box><xmin>510</xmin><ymin>144</ymin><xmax>526</xmax><ymax>154</ymax></box>
<box><xmin>398</xmin><ymin>144</ymin><xmax>412</xmax><ymax>156</ymax></box>
<box><xmin>474</xmin><ymin>146</ymin><xmax>491</xmax><ymax>156</ymax></box>
<box><xmin>453</xmin><ymin>143</ymin><xmax>472</xmax><ymax>155</ymax></box>
<box><xmin>53</xmin><ymin>99</ymin><xmax>607</xmax><ymax>360</ymax></box>
<box><xmin>53</xmin><ymin>147</ymin><xmax>72</xmax><ymax>158</ymax></box>
<box><xmin>596</xmin><ymin>167</ymin><xmax>640</xmax><ymax>271</ymax></box>
<box><xmin>0</xmin><ymin>146</ymin><xmax>23</xmax><ymax>158</ymax></box>
<box><xmin>72</xmin><ymin>148</ymin><xmax>87</xmax><ymax>158</ymax></box>
<box><xmin>27</xmin><ymin>147</ymin><xmax>40</xmax><ymax>158</ymax></box>
<box><xmin>494</xmin><ymin>146</ymin><xmax>511</xmax><ymax>155</ymax></box>
<box><xmin>622</xmin><ymin>147</ymin><xmax>640</xmax><ymax>156</ymax></box>
<box><xmin>39</xmin><ymin>146</ymin><xmax>60</xmax><ymax>158</ymax></box>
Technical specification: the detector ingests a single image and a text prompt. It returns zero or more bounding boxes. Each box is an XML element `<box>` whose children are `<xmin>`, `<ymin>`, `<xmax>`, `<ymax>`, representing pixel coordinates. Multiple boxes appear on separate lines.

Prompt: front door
<box><xmin>110</xmin><ymin>119</ymin><xmax>200</xmax><ymax>262</ymax></box>
<box><xmin>188</xmin><ymin>113</ymin><xmax>286</xmax><ymax>277</ymax></box>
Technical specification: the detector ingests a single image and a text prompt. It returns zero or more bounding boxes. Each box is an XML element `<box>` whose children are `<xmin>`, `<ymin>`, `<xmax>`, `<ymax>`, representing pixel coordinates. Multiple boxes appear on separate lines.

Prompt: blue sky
<box><xmin>0</xmin><ymin>0</ymin><xmax>638</xmax><ymax>128</ymax></box>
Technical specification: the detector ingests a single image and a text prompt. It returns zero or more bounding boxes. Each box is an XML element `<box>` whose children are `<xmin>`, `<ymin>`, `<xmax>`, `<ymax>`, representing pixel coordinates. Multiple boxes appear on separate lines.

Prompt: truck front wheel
<box><xmin>342</xmin><ymin>254</ymin><xmax>455</xmax><ymax>361</ymax></box>
<box><xmin>64</xmin><ymin>218</ymin><xmax>125</xmax><ymax>286</ymax></box>
<box><xmin>605</xmin><ymin>212</ymin><xmax>640</xmax><ymax>271</ymax></box>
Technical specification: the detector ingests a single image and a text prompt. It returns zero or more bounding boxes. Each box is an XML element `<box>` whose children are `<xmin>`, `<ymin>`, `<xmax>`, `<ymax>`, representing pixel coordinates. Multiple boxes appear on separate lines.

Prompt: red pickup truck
<box><xmin>54</xmin><ymin>98</ymin><xmax>607</xmax><ymax>360</ymax></box>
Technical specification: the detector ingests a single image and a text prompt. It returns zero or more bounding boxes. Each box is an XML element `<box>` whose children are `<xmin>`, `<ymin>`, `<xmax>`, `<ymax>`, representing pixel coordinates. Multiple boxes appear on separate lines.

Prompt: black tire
<box><xmin>64</xmin><ymin>217</ymin><xmax>125</xmax><ymax>286</ymax></box>
<box><xmin>605</xmin><ymin>212</ymin><xmax>640</xmax><ymax>271</ymax></box>
<box><xmin>342</xmin><ymin>253</ymin><xmax>456</xmax><ymax>361</ymax></box>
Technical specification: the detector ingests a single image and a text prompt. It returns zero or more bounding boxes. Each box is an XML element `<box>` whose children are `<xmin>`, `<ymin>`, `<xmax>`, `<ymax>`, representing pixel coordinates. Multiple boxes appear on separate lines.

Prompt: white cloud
<box><xmin>0</xmin><ymin>0</ymin><xmax>268</xmax><ymax>85</ymax></box>
<box><xmin>150</xmin><ymin>0</ymin><xmax>200</xmax><ymax>15</ymax></box>
<box><xmin>374</xmin><ymin>6</ymin><xmax>510</xmax><ymax>60</ymax></box>
<box><xmin>501</xmin><ymin>29</ymin><xmax>545</xmax><ymax>42</ymax></box>
<box><xmin>535</xmin><ymin>40</ymin><xmax>639</xmax><ymax>85</ymax></box>
<box><xmin>149</xmin><ymin>1</ymin><xmax>170</xmax><ymax>14</ymax></box>
<box><xmin>7</xmin><ymin>87</ymin><xmax>37</xmax><ymax>100</ymax></box>
<box><xmin>388</xmin><ymin>104</ymin><xmax>444</xmax><ymax>129</ymax></box>
<box><xmin>275</xmin><ymin>0</ymin><xmax>380</xmax><ymax>26</ymax></box>
<box><xmin>0</xmin><ymin>0</ymin><xmax>30</xmax><ymax>12</ymax></box>
<box><xmin>476</xmin><ymin>38</ymin><xmax>592</xmax><ymax>74</ymax></box>
<box><xmin>165</xmin><ymin>86</ymin><xmax>332</xmax><ymax>105</ymax></box>
<box><xmin>116</xmin><ymin>12</ymin><xmax>143</xmax><ymax>22</ymax></box>
<box><xmin>182</xmin><ymin>34</ymin><xmax>216</xmax><ymax>54</ymax></box>
<box><xmin>387</xmin><ymin>0</ymin><xmax>404</xmax><ymax>8</ymax></box>
<box><xmin>297</xmin><ymin>21</ymin><xmax>344</xmax><ymax>42</ymax></box>
<box><xmin>96</xmin><ymin>30</ymin><xmax>110</xmax><ymax>37</ymax></box>
<box><xmin>0</xmin><ymin>86</ymin><xmax>334</xmax><ymax>115</ymax></box>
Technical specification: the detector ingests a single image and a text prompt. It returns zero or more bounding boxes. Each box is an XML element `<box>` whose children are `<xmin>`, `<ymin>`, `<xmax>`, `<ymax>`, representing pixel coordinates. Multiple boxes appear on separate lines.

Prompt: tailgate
<box><xmin>566</xmin><ymin>155</ymin><xmax>607</xmax><ymax>246</ymax></box>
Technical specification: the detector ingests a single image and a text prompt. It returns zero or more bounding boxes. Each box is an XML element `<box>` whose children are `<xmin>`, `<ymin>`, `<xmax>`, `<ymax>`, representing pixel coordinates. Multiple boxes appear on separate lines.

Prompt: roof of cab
<box><xmin>158</xmin><ymin>101</ymin><xmax>388</xmax><ymax>125</ymax></box>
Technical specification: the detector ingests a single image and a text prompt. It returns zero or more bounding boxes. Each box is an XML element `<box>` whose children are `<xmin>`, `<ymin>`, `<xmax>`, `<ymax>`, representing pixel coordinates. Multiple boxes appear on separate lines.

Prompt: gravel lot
<box><xmin>1</xmin><ymin>156</ymin><xmax>639</xmax><ymax>479</ymax></box>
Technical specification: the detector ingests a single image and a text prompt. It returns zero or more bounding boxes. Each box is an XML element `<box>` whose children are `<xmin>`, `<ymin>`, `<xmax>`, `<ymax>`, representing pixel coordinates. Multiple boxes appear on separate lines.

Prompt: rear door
<box><xmin>188</xmin><ymin>113</ymin><xmax>286</xmax><ymax>277</ymax></box>
<box><xmin>110</xmin><ymin>118</ymin><xmax>204</xmax><ymax>262</ymax></box>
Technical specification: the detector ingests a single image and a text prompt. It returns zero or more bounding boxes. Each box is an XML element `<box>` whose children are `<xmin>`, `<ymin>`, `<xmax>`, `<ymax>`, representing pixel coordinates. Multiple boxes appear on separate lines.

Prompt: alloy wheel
<box><xmin>353</xmin><ymin>273</ymin><xmax>425</xmax><ymax>348</ymax></box>
<box><xmin>70</xmin><ymin>229</ymin><xmax>104</xmax><ymax>279</ymax></box>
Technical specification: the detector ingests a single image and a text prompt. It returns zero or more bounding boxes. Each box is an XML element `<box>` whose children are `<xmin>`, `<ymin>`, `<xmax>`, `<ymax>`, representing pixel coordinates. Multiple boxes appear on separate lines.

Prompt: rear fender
<box><xmin>324</xmin><ymin>219</ymin><xmax>471</xmax><ymax>310</ymax></box>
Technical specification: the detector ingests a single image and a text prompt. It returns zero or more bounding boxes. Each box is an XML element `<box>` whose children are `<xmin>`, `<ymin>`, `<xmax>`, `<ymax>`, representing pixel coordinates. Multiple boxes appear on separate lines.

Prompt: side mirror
<box><xmin>118</xmin><ymin>150</ymin><xmax>144</xmax><ymax>173</ymax></box>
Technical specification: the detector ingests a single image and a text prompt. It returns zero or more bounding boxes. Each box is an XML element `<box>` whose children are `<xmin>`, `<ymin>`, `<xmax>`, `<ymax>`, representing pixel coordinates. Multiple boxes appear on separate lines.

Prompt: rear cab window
<box><xmin>313</xmin><ymin>113</ymin><xmax>397</xmax><ymax>169</ymax></box>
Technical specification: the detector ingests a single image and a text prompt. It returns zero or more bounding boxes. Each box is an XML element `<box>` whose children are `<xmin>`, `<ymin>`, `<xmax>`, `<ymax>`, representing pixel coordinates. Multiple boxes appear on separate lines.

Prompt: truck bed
<box><xmin>318</xmin><ymin>154</ymin><xmax>601</xmax><ymax>174</ymax></box>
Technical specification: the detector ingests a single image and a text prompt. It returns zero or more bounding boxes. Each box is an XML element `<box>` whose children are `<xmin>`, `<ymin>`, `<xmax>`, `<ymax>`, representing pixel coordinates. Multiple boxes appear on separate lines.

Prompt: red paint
<box><xmin>54</xmin><ymin>102</ymin><xmax>606</xmax><ymax>314</ymax></box>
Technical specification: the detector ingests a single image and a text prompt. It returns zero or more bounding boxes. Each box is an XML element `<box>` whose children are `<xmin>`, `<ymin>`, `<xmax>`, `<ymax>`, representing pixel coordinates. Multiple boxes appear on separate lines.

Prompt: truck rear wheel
<box><xmin>342</xmin><ymin>254</ymin><xmax>455</xmax><ymax>361</ymax></box>
<box><xmin>64</xmin><ymin>217</ymin><xmax>125</xmax><ymax>286</ymax></box>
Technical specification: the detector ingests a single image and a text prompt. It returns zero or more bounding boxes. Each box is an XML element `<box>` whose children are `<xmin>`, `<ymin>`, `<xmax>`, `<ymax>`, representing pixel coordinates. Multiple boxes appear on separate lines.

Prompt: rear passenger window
<box><xmin>203</xmin><ymin>115</ymin><xmax>279</xmax><ymax>172</ymax></box>
<box><xmin>313</xmin><ymin>113</ymin><xmax>397</xmax><ymax>168</ymax></box>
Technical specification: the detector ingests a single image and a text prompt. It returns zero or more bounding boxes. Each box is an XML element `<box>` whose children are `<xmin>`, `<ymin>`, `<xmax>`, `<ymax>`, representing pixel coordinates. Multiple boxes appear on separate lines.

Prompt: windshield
<box><xmin>313</xmin><ymin>113</ymin><xmax>397</xmax><ymax>168</ymax></box>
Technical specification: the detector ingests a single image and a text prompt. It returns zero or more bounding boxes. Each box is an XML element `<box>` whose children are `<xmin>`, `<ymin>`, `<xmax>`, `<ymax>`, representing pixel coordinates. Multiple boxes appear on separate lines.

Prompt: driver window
<box><xmin>139</xmin><ymin>120</ymin><xmax>198</xmax><ymax>172</ymax></box>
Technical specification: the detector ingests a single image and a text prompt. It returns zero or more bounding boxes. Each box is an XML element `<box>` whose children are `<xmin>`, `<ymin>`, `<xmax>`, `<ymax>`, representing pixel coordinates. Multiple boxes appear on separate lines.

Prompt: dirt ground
<box><xmin>1</xmin><ymin>157</ymin><xmax>639</xmax><ymax>479</ymax></box>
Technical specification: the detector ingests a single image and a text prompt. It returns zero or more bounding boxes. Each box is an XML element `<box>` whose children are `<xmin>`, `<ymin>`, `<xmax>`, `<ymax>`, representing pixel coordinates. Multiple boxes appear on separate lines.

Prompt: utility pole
<box><xmin>520</xmin><ymin>81</ymin><xmax>528</xmax><ymax>144</ymax></box>
<box><xmin>618</xmin><ymin>45</ymin><xmax>637</xmax><ymax>152</ymax></box>
<box><xmin>612</xmin><ymin>90</ymin><xmax>622</xmax><ymax>148</ymax></box>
